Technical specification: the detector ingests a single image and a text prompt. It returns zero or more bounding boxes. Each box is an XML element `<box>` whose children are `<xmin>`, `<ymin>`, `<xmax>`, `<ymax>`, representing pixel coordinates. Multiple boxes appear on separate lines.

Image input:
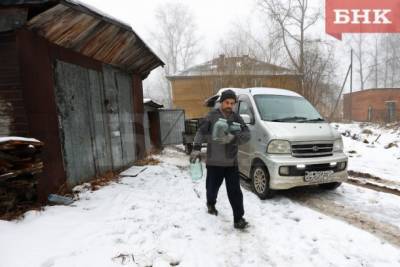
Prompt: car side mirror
<box><xmin>240</xmin><ymin>114</ymin><xmax>251</xmax><ymax>124</ymax></box>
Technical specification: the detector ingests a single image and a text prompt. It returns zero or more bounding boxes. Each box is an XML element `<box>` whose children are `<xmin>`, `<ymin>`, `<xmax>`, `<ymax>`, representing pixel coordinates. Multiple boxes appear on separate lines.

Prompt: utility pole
<box><xmin>350</xmin><ymin>49</ymin><xmax>353</xmax><ymax>121</ymax></box>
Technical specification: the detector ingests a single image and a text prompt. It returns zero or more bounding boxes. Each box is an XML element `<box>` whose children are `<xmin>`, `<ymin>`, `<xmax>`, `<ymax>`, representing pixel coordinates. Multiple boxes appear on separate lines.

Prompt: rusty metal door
<box><xmin>158</xmin><ymin>109</ymin><xmax>185</xmax><ymax>146</ymax></box>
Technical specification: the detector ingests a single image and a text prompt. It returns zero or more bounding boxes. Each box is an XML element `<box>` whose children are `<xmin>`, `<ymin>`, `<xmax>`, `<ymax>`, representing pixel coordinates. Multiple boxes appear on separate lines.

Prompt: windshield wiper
<box><xmin>271</xmin><ymin>116</ymin><xmax>308</xmax><ymax>122</ymax></box>
<box><xmin>299</xmin><ymin>118</ymin><xmax>325</xmax><ymax>123</ymax></box>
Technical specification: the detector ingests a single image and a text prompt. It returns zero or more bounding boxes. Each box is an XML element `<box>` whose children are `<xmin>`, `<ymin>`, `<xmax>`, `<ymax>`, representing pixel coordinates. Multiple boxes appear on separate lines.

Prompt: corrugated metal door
<box><xmin>115</xmin><ymin>72</ymin><xmax>135</xmax><ymax>166</ymax></box>
<box><xmin>159</xmin><ymin>109</ymin><xmax>185</xmax><ymax>145</ymax></box>
<box><xmin>54</xmin><ymin>61</ymin><xmax>96</xmax><ymax>185</ymax></box>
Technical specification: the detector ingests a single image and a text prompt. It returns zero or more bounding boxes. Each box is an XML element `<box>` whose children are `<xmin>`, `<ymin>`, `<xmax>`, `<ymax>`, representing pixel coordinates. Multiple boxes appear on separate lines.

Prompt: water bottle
<box><xmin>190</xmin><ymin>159</ymin><xmax>203</xmax><ymax>181</ymax></box>
<box><xmin>212</xmin><ymin>118</ymin><xmax>229</xmax><ymax>142</ymax></box>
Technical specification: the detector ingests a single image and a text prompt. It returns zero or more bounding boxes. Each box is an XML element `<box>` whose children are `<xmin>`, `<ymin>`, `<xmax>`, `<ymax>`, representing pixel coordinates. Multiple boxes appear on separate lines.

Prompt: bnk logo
<box><xmin>326</xmin><ymin>0</ymin><xmax>400</xmax><ymax>40</ymax></box>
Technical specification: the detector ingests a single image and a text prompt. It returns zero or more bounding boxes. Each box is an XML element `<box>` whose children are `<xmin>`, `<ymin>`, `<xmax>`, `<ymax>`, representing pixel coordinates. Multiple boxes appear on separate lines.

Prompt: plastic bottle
<box><xmin>212</xmin><ymin>118</ymin><xmax>229</xmax><ymax>142</ymax></box>
<box><xmin>190</xmin><ymin>158</ymin><xmax>203</xmax><ymax>181</ymax></box>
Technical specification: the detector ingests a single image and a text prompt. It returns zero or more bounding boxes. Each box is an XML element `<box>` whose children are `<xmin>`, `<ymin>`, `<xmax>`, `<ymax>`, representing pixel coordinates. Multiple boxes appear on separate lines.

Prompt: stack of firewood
<box><xmin>0</xmin><ymin>138</ymin><xmax>43</xmax><ymax>181</ymax></box>
<box><xmin>0</xmin><ymin>138</ymin><xmax>43</xmax><ymax>217</ymax></box>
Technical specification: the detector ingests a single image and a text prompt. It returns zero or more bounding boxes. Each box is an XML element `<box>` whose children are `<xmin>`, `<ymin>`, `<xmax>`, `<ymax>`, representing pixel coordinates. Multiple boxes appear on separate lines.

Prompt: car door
<box><xmin>237</xmin><ymin>95</ymin><xmax>256</xmax><ymax>177</ymax></box>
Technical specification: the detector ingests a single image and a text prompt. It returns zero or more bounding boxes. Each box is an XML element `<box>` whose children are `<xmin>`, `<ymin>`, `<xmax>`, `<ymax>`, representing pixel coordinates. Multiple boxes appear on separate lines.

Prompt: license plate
<box><xmin>304</xmin><ymin>170</ymin><xmax>335</xmax><ymax>183</ymax></box>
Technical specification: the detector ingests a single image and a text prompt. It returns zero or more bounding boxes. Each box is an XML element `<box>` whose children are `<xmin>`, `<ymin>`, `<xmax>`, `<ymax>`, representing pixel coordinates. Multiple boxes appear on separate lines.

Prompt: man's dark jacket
<box><xmin>193</xmin><ymin>108</ymin><xmax>251</xmax><ymax>166</ymax></box>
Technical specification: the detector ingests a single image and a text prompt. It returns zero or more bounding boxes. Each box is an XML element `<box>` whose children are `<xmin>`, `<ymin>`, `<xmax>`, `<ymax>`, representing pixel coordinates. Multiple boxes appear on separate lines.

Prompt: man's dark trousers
<box><xmin>206</xmin><ymin>165</ymin><xmax>244</xmax><ymax>222</ymax></box>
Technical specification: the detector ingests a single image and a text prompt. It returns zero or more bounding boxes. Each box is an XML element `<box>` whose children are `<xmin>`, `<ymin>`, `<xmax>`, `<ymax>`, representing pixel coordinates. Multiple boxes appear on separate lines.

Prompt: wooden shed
<box><xmin>343</xmin><ymin>89</ymin><xmax>400</xmax><ymax>123</ymax></box>
<box><xmin>167</xmin><ymin>55</ymin><xmax>301</xmax><ymax>119</ymax></box>
<box><xmin>0</xmin><ymin>0</ymin><xmax>164</xmax><ymax>200</ymax></box>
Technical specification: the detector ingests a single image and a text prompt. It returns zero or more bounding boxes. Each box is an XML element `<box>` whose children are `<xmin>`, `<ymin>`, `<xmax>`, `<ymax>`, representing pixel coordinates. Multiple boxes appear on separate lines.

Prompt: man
<box><xmin>190</xmin><ymin>89</ymin><xmax>251</xmax><ymax>229</ymax></box>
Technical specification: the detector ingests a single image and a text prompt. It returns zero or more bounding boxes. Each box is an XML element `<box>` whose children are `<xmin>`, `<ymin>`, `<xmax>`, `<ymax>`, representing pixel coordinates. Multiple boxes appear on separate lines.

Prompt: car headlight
<box><xmin>333</xmin><ymin>138</ymin><xmax>344</xmax><ymax>152</ymax></box>
<box><xmin>267</xmin><ymin>140</ymin><xmax>291</xmax><ymax>154</ymax></box>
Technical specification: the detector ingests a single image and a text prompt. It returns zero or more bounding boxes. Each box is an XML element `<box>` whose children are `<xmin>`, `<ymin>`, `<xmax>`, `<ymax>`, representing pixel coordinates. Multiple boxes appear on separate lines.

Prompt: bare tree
<box><xmin>380</xmin><ymin>34</ymin><xmax>400</xmax><ymax>88</ymax></box>
<box><xmin>152</xmin><ymin>2</ymin><xmax>200</xmax><ymax>75</ymax></box>
<box><xmin>149</xmin><ymin>1</ymin><xmax>201</xmax><ymax>107</ymax></box>
<box><xmin>257</xmin><ymin>0</ymin><xmax>340</xmax><ymax>111</ymax></box>
<box><xmin>217</xmin><ymin>20</ymin><xmax>283</xmax><ymax>65</ymax></box>
<box><xmin>349</xmin><ymin>34</ymin><xmax>374</xmax><ymax>90</ymax></box>
<box><xmin>257</xmin><ymin>0</ymin><xmax>320</xmax><ymax>93</ymax></box>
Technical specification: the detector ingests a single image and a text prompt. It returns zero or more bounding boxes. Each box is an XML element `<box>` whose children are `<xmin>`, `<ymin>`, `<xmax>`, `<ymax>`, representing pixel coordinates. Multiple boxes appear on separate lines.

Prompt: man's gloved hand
<box><xmin>189</xmin><ymin>150</ymin><xmax>201</xmax><ymax>163</ymax></box>
<box><xmin>220</xmin><ymin>133</ymin><xmax>235</xmax><ymax>144</ymax></box>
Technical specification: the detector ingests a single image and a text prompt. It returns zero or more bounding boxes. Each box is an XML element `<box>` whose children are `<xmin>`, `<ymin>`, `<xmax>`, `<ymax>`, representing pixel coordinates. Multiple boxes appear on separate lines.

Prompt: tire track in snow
<box><xmin>284</xmin><ymin>188</ymin><xmax>400</xmax><ymax>248</ymax></box>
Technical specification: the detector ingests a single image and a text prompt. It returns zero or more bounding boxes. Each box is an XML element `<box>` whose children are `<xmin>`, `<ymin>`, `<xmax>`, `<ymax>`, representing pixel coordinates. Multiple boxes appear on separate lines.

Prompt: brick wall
<box><xmin>343</xmin><ymin>89</ymin><xmax>400</xmax><ymax>122</ymax></box>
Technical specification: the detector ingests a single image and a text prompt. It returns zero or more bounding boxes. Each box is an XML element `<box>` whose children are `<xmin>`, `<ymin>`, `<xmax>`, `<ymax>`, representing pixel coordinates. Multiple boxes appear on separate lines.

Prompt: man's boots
<box><xmin>207</xmin><ymin>203</ymin><xmax>218</xmax><ymax>216</ymax></box>
<box><xmin>234</xmin><ymin>218</ymin><xmax>249</xmax><ymax>229</ymax></box>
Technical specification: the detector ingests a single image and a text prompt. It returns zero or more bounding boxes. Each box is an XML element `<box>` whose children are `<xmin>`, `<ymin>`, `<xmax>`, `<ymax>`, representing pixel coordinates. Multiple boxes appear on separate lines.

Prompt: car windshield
<box><xmin>254</xmin><ymin>94</ymin><xmax>324</xmax><ymax>122</ymax></box>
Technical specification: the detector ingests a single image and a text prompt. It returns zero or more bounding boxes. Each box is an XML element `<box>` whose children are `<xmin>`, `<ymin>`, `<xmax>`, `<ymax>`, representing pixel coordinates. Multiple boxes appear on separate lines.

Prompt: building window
<box><xmin>385</xmin><ymin>101</ymin><xmax>397</xmax><ymax>123</ymax></box>
<box><xmin>368</xmin><ymin>106</ymin><xmax>373</xmax><ymax>122</ymax></box>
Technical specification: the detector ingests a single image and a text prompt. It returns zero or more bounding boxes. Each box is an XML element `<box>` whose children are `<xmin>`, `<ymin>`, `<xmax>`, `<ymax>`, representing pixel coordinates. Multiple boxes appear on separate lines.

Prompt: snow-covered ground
<box><xmin>1</xmin><ymin>147</ymin><xmax>400</xmax><ymax>267</ymax></box>
<box><xmin>333</xmin><ymin>122</ymin><xmax>400</xmax><ymax>183</ymax></box>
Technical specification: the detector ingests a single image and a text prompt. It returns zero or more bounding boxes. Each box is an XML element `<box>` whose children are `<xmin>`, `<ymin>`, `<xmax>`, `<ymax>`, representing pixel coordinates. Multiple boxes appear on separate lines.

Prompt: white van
<box><xmin>209</xmin><ymin>87</ymin><xmax>348</xmax><ymax>199</ymax></box>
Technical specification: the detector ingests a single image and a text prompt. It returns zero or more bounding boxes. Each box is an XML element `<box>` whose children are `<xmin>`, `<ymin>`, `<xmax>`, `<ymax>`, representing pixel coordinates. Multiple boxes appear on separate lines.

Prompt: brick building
<box><xmin>343</xmin><ymin>88</ymin><xmax>400</xmax><ymax>123</ymax></box>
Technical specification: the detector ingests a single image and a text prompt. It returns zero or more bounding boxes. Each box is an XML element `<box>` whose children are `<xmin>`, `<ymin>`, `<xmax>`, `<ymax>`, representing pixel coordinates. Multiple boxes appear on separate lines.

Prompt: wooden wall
<box><xmin>0</xmin><ymin>32</ymin><xmax>29</xmax><ymax>136</ymax></box>
<box><xmin>170</xmin><ymin>75</ymin><xmax>301</xmax><ymax>118</ymax></box>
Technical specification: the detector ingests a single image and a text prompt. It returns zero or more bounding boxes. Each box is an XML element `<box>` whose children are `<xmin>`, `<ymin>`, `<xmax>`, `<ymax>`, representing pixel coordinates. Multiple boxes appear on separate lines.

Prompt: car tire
<box><xmin>250</xmin><ymin>162</ymin><xmax>275</xmax><ymax>199</ymax></box>
<box><xmin>318</xmin><ymin>182</ymin><xmax>342</xmax><ymax>190</ymax></box>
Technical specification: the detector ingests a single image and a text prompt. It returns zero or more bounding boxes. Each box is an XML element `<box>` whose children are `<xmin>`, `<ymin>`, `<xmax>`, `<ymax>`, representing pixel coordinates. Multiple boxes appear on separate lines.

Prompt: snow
<box><xmin>306</xmin><ymin>182</ymin><xmax>400</xmax><ymax>229</ymax></box>
<box><xmin>0</xmin><ymin>136</ymin><xmax>41</xmax><ymax>144</ymax></box>
<box><xmin>332</xmin><ymin>122</ymin><xmax>400</xmax><ymax>183</ymax></box>
<box><xmin>0</xmin><ymin>147</ymin><xmax>400</xmax><ymax>266</ymax></box>
<box><xmin>119</xmin><ymin>166</ymin><xmax>147</xmax><ymax>177</ymax></box>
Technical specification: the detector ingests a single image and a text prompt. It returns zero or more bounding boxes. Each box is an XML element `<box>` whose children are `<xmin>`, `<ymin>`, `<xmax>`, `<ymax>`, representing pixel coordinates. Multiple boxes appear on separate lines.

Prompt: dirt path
<box><xmin>283</xmin><ymin>187</ymin><xmax>400</xmax><ymax>248</ymax></box>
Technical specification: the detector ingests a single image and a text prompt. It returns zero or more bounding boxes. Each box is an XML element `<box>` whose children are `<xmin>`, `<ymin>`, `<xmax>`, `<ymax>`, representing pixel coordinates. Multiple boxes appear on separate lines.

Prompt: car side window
<box><xmin>239</xmin><ymin>101</ymin><xmax>251</xmax><ymax>117</ymax></box>
<box><xmin>238</xmin><ymin>96</ymin><xmax>255</xmax><ymax>123</ymax></box>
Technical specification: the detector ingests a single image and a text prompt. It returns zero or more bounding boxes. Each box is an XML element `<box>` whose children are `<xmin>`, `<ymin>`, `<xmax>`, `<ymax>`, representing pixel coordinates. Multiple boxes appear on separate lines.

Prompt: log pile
<box><xmin>0</xmin><ymin>137</ymin><xmax>43</xmax><ymax>218</ymax></box>
<box><xmin>0</xmin><ymin>138</ymin><xmax>43</xmax><ymax>181</ymax></box>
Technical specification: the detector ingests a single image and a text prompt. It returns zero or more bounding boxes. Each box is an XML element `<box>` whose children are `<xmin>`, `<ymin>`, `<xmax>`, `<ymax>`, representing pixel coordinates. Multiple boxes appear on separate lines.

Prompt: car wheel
<box><xmin>250</xmin><ymin>162</ymin><xmax>275</xmax><ymax>199</ymax></box>
<box><xmin>319</xmin><ymin>182</ymin><xmax>342</xmax><ymax>190</ymax></box>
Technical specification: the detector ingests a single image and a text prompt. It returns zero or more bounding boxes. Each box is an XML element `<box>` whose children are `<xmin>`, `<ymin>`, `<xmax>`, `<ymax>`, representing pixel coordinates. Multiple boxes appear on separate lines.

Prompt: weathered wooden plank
<box><xmin>87</xmin><ymin>68</ymin><xmax>113</xmax><ymax>174</ymax></box>
<box><xmin>115</xmin><ymin>71</ymin><xmax>135</xmax><ymax>166</ymax></box>
<box><xmin>54</xmin><ymin>60</ymin><xmax>96</xmax><ymax>186</ymax></box>
<box><xmin>102</xmin><ymin>65</ymin><xmax>123</xmax><ymax>170</ymax></box>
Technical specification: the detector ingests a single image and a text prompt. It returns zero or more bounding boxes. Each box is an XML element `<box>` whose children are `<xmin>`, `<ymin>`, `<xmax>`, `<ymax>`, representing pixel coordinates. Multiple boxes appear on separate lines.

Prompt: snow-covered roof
<box><xmin>143</xmin><ymin>98</ymin><xmax>163</xmax><ymax>108</ymax></box>
<box><xmin>216</xmin><ymin>87</ymin><xmax>302</xmax><ymax>98</ymax></box>
<box><xmin>167</xmin><ymin>55</ymin><xmax>298</xmax><ymax>79</ymax></box>
<box><xmin>0</xmin><ymin>136</ymin><xmax>41</xmax><ymax>144</ymax></box>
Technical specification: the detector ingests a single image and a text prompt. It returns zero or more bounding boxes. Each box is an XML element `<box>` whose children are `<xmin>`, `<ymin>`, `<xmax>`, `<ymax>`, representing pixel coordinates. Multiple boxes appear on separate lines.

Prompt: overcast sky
<box><xmin>79</xmin><ymin>0</ymin><xmax>354</xmax><ymax>92</ymax></box>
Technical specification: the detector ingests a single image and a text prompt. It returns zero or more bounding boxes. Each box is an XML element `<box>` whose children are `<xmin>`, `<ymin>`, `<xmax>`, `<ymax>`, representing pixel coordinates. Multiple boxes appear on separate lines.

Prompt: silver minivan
<box><xmin>211</xmin><ymin>87</ymin><xmax>348</xmax><ymax>199</ymax></box>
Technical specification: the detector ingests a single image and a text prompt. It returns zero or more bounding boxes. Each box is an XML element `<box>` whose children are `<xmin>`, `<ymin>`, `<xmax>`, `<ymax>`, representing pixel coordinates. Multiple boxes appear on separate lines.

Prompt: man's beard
<box><xmin>222</xmin><ymin>107</ymin><xmax>232</xmax><ymax>114</ymax></box>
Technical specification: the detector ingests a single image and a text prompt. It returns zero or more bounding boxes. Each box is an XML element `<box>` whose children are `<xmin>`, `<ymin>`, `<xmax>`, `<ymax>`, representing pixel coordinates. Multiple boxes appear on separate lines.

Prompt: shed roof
<box><xmin>1</xmin><ymin>0</ymin><xmax>164</xmax><ymax>78</ymax></box>
<box><xmin>143</xmin><ymin>98</ymin><xmax>163</xmax><ymax>108</ymax></box>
